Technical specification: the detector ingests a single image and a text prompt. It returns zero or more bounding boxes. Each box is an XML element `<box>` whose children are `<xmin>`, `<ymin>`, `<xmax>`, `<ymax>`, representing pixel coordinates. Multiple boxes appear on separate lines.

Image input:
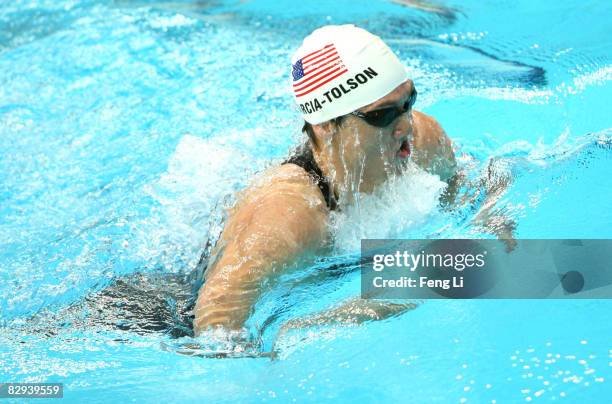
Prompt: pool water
<box><xmin>1</xmin><ymin>0</ymin><xmax>611</xmax><ymax>402</ymax></box>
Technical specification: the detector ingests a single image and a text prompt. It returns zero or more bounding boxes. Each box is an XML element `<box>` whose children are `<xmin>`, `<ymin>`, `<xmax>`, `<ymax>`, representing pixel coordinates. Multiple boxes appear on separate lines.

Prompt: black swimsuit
<box><xmin>283</xmin><ymin>144</ymin><xmax>337</xmax><ymax>211</ymax></box>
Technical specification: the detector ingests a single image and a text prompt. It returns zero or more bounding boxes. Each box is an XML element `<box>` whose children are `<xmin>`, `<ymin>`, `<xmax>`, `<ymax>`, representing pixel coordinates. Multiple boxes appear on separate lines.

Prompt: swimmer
<box><xmin>193</xmin><ymin>25</ymin><xmax>507</xmax><ymax>335</ymax></box>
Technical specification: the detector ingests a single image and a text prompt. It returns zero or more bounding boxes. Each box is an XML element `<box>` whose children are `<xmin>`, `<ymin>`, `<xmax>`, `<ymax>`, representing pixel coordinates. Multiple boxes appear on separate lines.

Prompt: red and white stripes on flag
<box><xmin>292</xmin><ymin>44</ymin><xmax>348</xmax><ymax>98</ymax></box>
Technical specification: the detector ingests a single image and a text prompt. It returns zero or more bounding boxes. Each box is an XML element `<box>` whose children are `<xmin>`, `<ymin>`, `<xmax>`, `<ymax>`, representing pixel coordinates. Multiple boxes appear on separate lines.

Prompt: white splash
<box><xmin>331</xmin><ymin>163</ymin><xmax>446</xmax><ymax>253</ymax></box>
<box><xmin>134</xmin><ymin>133</ymin><xmax>264</xmax><ymax>271</ymax></box>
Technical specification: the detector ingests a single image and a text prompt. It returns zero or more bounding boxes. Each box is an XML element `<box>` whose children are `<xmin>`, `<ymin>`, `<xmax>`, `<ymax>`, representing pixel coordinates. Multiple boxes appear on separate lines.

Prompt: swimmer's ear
<box><xmin>311</xmin><ymin>119</ymin><xmax>341</xmax><ymax>143</ymax></box>
<box><xmin>311</xmin><ymin>121</ymin><xmax>334</xmax><ymax>136</ymax></box>
<box><xmin>309</xmin><ymin>116</ymin><xmax>347</xmax><ymax>150</ymax></box>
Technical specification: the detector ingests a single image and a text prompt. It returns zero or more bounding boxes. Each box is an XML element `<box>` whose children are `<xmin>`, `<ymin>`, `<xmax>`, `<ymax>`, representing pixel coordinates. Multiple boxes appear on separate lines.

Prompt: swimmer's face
<box><xmin>313</xmin><ymin>79</ymin><xmax>416</xmax><ymax>193</ymax></box>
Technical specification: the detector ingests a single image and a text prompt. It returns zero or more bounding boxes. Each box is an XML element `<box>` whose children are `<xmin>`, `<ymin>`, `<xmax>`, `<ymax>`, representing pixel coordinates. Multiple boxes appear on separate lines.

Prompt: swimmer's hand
<box><xmin>277</xmin><ymin>298</ymin><xmax>417</xmax><ymax>337</ymax></box>
<box><xmin>481</xmin><ymin>213</ymin><xmax>518</xmax><ymax>253</ymax></box>
<box><xmin>473</xmin><ymin>158</ymin><xmax>517</xmax><ymax>252</ymax></box>
<box><xmin>440</xmin><ymin>158</ymin><xmax>518</xmax><ymax>252</ymax></box>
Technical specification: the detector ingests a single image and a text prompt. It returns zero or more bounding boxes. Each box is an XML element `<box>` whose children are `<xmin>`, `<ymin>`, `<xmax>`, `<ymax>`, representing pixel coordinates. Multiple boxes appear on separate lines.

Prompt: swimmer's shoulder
<box><xmin>267</xmin><ymin>163</ymin><xmax>319</xmax><ymax>184</ymax></box>
<box><xmin>222</xmin><ymin>164</ymin><xmax>329</xmax><ymax>252</ymax></box>
<box><xmin>237</xmin><ymin>164</ymin><xmax>329</xmax><ymax>214</ymax></box>
<box><xmin>411</xmin><ymin>110</ymin><xmax>456</xmax><ymax>181</ymax></box>
<box><xmin>259</xmin><ymin>164</ymin><xmax>324</xmax><ymax>191</ymax></box>
<box><xmin>412</xmin><ymin>110</ymin><xmax>450</xmax><ymax>147</ymax></box>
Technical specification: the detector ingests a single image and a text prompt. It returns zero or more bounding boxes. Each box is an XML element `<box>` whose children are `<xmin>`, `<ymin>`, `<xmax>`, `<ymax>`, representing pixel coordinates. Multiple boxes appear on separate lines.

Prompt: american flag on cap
<box><xmin>292</xmin><ymin>43</ymin><xmax>348</xmax><ymax>98</ymax></box>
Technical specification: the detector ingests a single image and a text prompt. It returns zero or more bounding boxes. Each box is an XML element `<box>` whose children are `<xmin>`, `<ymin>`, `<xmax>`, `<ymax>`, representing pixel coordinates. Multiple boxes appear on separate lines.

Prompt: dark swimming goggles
<box><xmin>350</xmin><ymin>88</ymin><xmax>417</xmax><ymax>128</ymax></box>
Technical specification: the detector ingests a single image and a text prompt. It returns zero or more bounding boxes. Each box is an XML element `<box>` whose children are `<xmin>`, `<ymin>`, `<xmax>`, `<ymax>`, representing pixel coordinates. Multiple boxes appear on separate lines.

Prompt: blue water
<box><xmin>1</xmin><ymin>0</ymin><xmax>611</xmax><ymax>402</ymax></box>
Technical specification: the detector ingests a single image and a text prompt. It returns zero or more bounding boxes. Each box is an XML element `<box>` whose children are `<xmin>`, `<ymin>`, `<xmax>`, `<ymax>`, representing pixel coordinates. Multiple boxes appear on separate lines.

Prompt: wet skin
<box><xmin>193</xmin><ymin>80</ymin><xmax>456</xmax><ymax>334</ymax></box>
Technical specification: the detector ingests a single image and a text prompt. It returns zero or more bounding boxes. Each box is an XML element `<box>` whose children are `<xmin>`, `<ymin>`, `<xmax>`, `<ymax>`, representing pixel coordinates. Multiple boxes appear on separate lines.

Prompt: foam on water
<box><xmin>130</xmin><ymin>128</ymin><xmax>287</xmax><ymax>272</ymax></box>
<box><xmin>135</xmin><ymin>133</ymin><xmax>253</xmax><ymax>271</ymax></box>
<box><xmin>331</xmin><ymin>164</ymin><xmax>446</xmax><ymax>252</ymax></box>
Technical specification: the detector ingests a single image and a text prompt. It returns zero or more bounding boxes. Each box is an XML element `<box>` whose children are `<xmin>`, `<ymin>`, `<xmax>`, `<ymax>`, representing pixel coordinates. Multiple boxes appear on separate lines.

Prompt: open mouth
<box><xmin>397</xmin><ymin>139</ymin><xmax>411</xmax><ymax>159</ymax></box>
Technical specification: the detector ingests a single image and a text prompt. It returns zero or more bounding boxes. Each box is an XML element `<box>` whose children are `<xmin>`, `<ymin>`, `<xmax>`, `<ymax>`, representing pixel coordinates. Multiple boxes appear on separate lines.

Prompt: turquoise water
<box><xmin>1</xmin><ymin>0</ymin><xmax>611</xmax><ymax>402</ymax></box>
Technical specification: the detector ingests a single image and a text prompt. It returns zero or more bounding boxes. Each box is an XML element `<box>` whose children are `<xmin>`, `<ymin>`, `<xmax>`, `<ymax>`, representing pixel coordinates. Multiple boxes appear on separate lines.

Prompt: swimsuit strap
<box><xmin>283</xmin><ymin>144</ymin><xmax>337</xmax><ymax>211</ymax></box>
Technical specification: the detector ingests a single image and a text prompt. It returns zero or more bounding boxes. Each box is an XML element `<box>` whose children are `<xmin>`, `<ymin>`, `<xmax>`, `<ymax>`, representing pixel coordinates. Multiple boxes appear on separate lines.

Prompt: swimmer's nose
<box><xmin>405</xmin><ymin>78</ymin><xmax>415</xmax><ymax>93</ymax></box>
<box><xmin>393</xmin><ymin>111</ymin><xmax>413</xmax><ymax>140</ymax></box>
<box><xmin>392</xmin><ymin>79</ymin><xmax>416</xmax><ymax>140</ymax></box>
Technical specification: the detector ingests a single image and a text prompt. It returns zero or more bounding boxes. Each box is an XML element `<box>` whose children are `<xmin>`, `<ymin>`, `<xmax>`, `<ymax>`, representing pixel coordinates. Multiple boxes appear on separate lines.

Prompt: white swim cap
<box><xmin>291</xmin><ymin>24</ymin><xmax>408</xmax><ymax>125</ymax></box>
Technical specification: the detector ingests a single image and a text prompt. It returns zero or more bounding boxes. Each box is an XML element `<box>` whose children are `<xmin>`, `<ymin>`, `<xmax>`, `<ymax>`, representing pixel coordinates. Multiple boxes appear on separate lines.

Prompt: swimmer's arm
<box><xmin>410</xmin><ymin>113</ymin><xmax>516</xmax><ymax>248</ymax></box>
<box><xmin>472</xmin><ymin>159</ymin><xmax>517</xmax><ymax>251</ymax></box>
<box><xmin>441</xmin><ymin>159</ymin><xmax>518</xmax><ymax>251</ymax></box>
<box><xmin>275</xmin><ymin>298</ymin><xmax>417</xmax><ymax>344</ymax></box>
<box><xmin>411</xmin><ymin>110</ymin><xmax>457</xmax><ymax>182</ymax></box>
<box><xmin>193</xmin><ymin>165</ymin><xmax>329</xmax><ymax>334</ymax></box>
